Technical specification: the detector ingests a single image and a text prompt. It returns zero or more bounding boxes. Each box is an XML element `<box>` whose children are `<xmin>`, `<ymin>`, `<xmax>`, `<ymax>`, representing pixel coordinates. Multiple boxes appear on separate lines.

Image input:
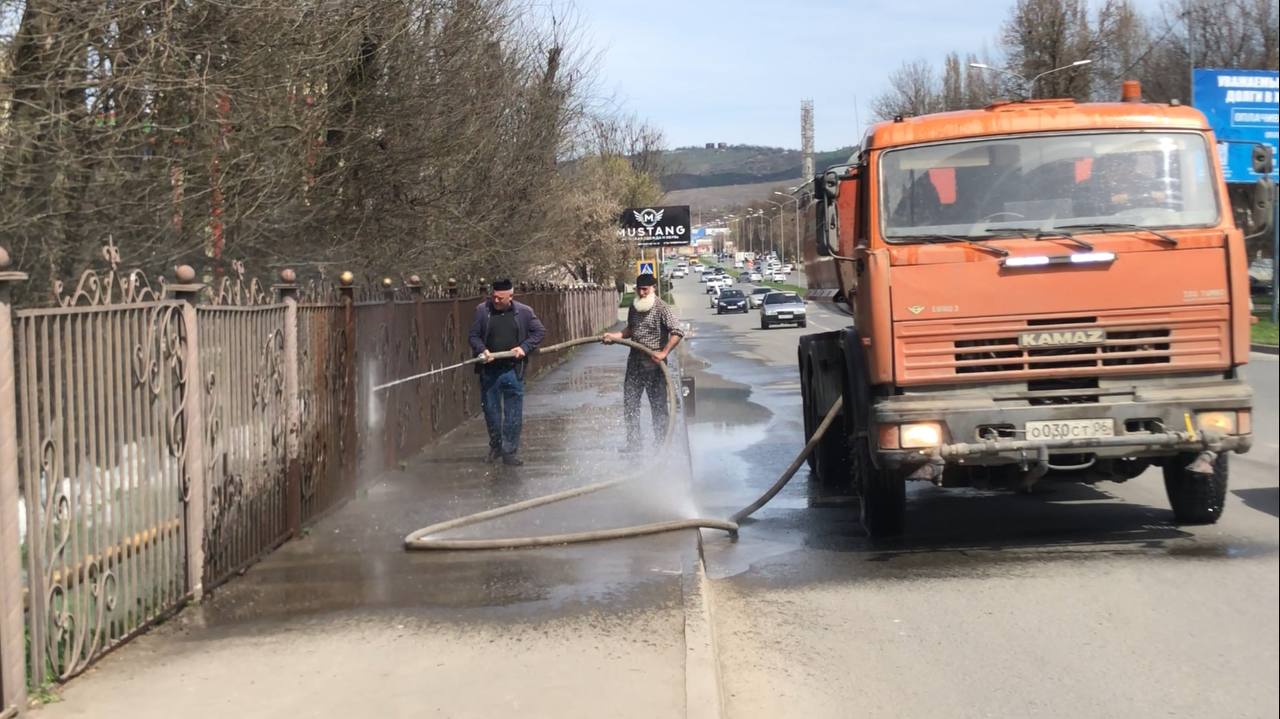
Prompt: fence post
<box><xmin>275</xmin><ymin>270</ymin><xmax>302</xmax><ymax>537</ymax></box>
<box><xmin>0</xmin><ymin>250</ymin><xmax>28</xmax><ymax>714</ymax></box>
<box><xmin>338</xmin><ymin>272</ymin><xmax>358</xmax><ymax>494</ymax></box>
<box><xmin>168</xmin><ymin>266</ymin><xmax>208</xmax><ymax>600</ymax></box>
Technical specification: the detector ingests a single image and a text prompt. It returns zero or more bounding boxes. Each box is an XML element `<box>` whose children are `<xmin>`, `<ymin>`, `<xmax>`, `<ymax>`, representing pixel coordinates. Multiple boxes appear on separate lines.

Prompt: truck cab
<box><xmin>800</xmin><ymin>92</ymin><xmax>1274</xmax><ymax>536</ymax></box>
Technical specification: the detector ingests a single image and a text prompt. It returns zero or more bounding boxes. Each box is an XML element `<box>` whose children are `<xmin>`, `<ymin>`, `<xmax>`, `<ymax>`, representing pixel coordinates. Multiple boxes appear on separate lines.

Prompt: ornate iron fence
<box><xmin>0</xmin><ymin>246</ymin><xmax>618</xmax><ymax>710</ymax></box>
<box><xmin>10</xmin><ymin>248</ymin><xmax>191</xmax><ymax>689</ymax></box>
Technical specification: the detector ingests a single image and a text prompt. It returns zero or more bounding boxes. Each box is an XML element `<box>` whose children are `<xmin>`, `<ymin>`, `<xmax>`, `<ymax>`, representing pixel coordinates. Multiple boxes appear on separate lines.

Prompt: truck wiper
<box><xmin>1052</xmin><ymin>223</ymin><xmax>1178</xmax><ymax>246</ymax></box>
<box><xmin>893</xmin><ymin>234</ymin><xmax>1009</xmax><ymax>257</ymax></box>
<box><xmin>980</xmin><ymin>227</ymin><xmax>1095</xmax><ymax>251</ymax></box>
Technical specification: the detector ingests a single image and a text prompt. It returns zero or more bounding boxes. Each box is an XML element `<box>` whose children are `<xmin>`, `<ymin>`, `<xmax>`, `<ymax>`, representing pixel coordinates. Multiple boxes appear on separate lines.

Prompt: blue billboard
<box><xmin>1192</xmin><ymin>68</ymin><xmax>1279</xmax><ymax>183</ymax></box>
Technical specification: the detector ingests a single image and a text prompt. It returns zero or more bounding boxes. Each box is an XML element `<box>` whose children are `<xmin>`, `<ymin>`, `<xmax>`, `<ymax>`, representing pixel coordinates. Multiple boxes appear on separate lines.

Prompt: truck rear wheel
<box><xmin>855</xmin><ymin>438</ymin><xmax>905</xmax><ymax>537</ymax></box>
<box><xmin>798</xmin><ymin>335</ymin><xmax>849</xmax><ymax>484</ymax></box>
<box><xmin>1163</xmin><ymin>452</ymin><xmax>1228</xmax><ymax>524</ymax></box>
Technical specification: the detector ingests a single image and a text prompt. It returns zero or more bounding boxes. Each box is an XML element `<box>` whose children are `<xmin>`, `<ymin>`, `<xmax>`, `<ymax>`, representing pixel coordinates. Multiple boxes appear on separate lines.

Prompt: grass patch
<box><xmin>726</xmin><ymin>268</ymin><xmax>804</xmax><ymax>295</ymax></box>
<box><xmin>1252</xmin><ymin>318</ymin><xmax>1278</xmax><ymax>346</ymax></box>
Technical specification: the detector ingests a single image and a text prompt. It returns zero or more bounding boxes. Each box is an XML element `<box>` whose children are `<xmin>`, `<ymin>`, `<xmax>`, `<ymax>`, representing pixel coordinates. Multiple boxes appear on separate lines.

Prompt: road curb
<box><xmin>682</xmin><ymin>532</ymin><xmax>725</xmax><ymax>719</ymax></box>
<box><xmin>1250</xmin><ymin>343</ymin><xmax>1279</xmax><ymax>356</ymax></box>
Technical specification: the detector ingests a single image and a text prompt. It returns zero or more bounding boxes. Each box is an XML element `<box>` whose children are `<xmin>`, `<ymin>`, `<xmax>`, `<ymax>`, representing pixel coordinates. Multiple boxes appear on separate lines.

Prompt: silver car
<box><xmin>760</xmin><ymin>291</ymin><xmax>806</xmax><ymax>329</ymax></box>
<box><xmin>748</xmin><ymin>286</ymin><xmax>772</xmax><ymax>308</ymax></box>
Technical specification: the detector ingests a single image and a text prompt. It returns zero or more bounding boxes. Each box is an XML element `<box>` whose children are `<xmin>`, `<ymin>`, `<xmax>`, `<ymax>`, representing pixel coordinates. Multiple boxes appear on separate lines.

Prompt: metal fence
<box><xmin>0</xmin><ymin>248</ymin><xmax>618</xmax><ymax>714</ymax></box>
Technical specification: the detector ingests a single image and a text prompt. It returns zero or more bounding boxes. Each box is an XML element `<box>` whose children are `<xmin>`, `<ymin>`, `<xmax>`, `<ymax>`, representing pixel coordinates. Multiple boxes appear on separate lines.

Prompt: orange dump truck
<box><xmin>800</xmin><ymin>87</ymin><xmax>1275</xmax><ymax>536</ymax></box>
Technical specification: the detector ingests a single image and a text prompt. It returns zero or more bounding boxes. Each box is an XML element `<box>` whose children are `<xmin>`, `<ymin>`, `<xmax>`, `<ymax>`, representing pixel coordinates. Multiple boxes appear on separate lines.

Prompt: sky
<box><xmin>573</xmin><ymin>0</ymin><xmax>1170</xmax><ymax>151</ymax></box>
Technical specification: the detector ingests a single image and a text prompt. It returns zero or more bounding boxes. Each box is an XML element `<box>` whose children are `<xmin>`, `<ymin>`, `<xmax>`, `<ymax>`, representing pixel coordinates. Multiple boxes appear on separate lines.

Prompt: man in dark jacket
<box><xmin>468</xmin><ymin>279</ymin><xmax>546</xmax><ymax>465</ymax></box>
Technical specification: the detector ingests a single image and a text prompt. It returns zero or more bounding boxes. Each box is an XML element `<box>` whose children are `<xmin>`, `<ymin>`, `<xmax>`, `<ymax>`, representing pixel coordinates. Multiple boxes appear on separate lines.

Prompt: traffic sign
<box><xmin>1192</xmin><ymin>68</ymin><xmax>1279</xmax><ymax>182</ymax></box>
<box><xmin>636</xmin><ymin>261</ymin><xmax>657</xmax><ymax>278</ymax></box>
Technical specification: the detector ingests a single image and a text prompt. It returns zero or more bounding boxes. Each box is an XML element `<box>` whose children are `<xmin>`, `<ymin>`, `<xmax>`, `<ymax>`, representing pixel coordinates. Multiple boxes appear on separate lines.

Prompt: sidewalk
<box><xmin>36</xmin><ymin>340</ymin><xmax>712</xmax><ymax>719</ymax></box>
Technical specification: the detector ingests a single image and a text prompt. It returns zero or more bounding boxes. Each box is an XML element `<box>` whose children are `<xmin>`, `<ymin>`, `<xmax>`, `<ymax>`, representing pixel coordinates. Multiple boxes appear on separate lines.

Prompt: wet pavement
<box><xmin>35</xmin><ymin>333</ymin><xmax>716</xmax><ymax>719</ymax></box>
<box><xmin>670</xmin><ymin>275</ymin><xmax>1280</xmax><ymax>719</ymax></box>
<box><xmin>31</xmin><ymin>276</ymin><xmax>1280</xmax><ymax>718</ymax></box>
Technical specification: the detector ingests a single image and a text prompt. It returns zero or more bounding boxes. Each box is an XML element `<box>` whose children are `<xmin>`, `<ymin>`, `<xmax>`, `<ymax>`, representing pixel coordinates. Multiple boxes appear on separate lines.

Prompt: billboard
<box><xmin>618</xmin><ymin>205</ymin><xmax>691</xmax><ymax>247</ymax></box>
<box><xmin>1192</xmin><ymin>68</ymin><xmax>1279</xmax><ymax>183</ymax></box>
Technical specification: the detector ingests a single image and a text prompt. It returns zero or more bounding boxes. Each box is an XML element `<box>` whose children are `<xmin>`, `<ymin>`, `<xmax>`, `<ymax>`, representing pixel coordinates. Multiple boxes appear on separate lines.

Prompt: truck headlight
<box><xmin>1194</xmin><ymin>411</ymin><xmax>1236</xmax><ymax>434</ymax></box>
<box><xmin>899</xmin><ymin>422</ymin><xmax>944</xmax><ymax>448</ymax></box>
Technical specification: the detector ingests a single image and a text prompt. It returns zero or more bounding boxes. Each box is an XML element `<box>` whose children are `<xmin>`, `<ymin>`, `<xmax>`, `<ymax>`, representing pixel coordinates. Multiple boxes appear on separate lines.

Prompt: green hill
<box><xmin>660</xmin><ymin>145</ymin><xmax>857</xmax><ymax>191</ymax></box>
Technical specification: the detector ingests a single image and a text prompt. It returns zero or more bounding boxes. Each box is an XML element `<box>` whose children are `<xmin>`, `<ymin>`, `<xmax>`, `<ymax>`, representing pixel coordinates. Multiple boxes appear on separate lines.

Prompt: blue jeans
<box><xmin>479</xmin><ymin>366</ymin><xmax>524</xmax><ymax>455</ymax></box>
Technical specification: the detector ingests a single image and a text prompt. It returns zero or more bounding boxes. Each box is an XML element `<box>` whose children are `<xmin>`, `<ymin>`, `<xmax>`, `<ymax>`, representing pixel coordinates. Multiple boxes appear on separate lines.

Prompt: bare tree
<box><xmin>871</xmin><ymin>59</ymin><xmax>944</xmax><ymax>121</ymax></box>
<box><xmin>1002</xmin><ymin>0</ymin><xmax>1099</xmax><ymax>99</ymax></box>
<box><xmin>0</xmin><ymin>0</ymin><xmax>650</xmax><ymax>298</ymax></box>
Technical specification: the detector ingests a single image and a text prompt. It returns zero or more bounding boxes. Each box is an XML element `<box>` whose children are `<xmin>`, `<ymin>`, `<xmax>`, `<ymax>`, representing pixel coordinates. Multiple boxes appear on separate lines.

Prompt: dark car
<box><xmin>715</xmin><ymin>288</ymin><xmax>748</xmax><ymax>314</ymax></box>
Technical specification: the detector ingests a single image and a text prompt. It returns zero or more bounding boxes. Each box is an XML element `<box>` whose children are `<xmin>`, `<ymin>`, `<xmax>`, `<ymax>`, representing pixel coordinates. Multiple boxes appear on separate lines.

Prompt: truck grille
<box><xmin>897</xmin><ymin>306</ymin><xmax>1228</xmax><ymax>385</ymax></box>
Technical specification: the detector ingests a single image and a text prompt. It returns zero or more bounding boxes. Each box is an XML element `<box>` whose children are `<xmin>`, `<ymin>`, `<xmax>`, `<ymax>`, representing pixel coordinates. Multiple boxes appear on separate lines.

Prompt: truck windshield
<box><xmin>879</xmin><ymin>131</ymin><xmax>1219</xmax><ymax>241</ymax></box>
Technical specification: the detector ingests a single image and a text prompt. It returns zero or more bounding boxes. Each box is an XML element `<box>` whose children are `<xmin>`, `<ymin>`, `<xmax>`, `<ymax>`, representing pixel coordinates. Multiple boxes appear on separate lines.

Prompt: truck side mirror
<box><xmin>815</xmin><ymin>166</ymin><xmax>852</xmax><ymax>256</ymax></box>
<box><xmin>1246</xmin><ymin>177</ymin><xmax>1275</xmax><ymax>237</ymax></box>
<box><xmin>1252</xmin><ymin>144</ymin><xmax>1274</xmax><ymax>175</ymax></box>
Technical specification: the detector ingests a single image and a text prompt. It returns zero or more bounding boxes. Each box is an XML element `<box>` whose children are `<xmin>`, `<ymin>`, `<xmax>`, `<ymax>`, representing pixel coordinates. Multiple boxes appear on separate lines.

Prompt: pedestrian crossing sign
<box><xmin>636</xmin><ymin>261</ymin><xmax>656</xmax><ymax>278</ymax></box>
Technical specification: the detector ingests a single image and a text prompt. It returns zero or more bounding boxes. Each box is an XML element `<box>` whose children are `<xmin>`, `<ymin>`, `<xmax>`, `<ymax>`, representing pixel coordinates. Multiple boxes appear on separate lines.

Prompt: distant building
<box><xmin>717</xmin><ymin>142</ymin><xmax>728</xmax><ymax>149</ymax></box>
<box><xmin>705</xmin><ymin>142</ymin><xmax>715</xmax><ymax>149</ymax></box>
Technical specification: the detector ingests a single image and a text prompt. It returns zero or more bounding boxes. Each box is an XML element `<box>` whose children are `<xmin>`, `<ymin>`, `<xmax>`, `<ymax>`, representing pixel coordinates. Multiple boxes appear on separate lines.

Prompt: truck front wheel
<box><xmin>855</xmin><ymin>438</ymin><xmax>905</xmax><ymax>537</ymax></box>
<box><xmin>1163</xmin><ymin>452</ymin><xmax>1228</xmax><ymax>524</ymax></box>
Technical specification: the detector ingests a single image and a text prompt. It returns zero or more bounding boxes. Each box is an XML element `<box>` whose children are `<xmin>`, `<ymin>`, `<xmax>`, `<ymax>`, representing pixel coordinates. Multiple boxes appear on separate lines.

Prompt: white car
<box><xmin>705</xmin><ymin>277</ymin><xmax>725</xmax><ymax>293</ymax></box>
<box><xmin>671</xmin><ymin>267</ymin><xmax>687</xmax><ymax>279</ymax></box>
<box><xmin>720</xmin><ymin>275</ymin><xmax>734</xmax><ymax>286</ymax></box>
<box><xmin>693</xmin><ymin>265</ymin><xmax>706</xmax><ymax>274</ymax></box>
<box><xmin>781</xmin><ymin>264</ymin><xmax>793</xmax><ymax>274</ymax></box>
<box><xmin>747</xmin><ymin>271</ymin><xmax>763</xmax><ymax>282</ymax></box>
<box><xmin>770</xmin><ymin>272</ymin><xmax>787</xmax><ymax>282</ymax></box>
<box><xmin>734</xmin><ymin>261</ymin><xmax>745</xmax><ymax>269</ymax></box>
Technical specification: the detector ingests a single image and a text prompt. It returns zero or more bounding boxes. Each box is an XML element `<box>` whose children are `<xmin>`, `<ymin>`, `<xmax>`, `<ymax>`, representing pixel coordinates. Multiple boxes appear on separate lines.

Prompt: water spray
<box><xmin>396</xmin><ymin>336</ymin><xmax>844</xmax><ymax>551</ymax></box>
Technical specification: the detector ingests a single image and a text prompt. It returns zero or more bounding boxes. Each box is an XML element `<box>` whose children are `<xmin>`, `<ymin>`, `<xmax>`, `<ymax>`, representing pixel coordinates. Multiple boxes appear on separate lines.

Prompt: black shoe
<box><xmin>485</xmin><ymin>447</ymin><xmax>501</xmax><ymax>463</ymax></box>
<box><xmin>502</xmin><ymin>453</ymin><xmax>524</xmax><ymax>466</ymax></box>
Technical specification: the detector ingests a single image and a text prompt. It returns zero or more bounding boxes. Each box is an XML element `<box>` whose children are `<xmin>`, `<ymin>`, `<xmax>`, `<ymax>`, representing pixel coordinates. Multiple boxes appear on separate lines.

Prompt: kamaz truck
<box><xmin>800</xmin><ymin>84</ymin><xmax>1274</xmax><ymax>536</ymax></box>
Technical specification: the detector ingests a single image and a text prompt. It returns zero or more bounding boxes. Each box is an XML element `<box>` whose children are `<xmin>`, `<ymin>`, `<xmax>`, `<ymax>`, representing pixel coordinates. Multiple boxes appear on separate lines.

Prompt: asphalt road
<box><xmin>673</xmin><ymin>275</ymin><xmax>1280</xmax><ymax>719</ymax></box>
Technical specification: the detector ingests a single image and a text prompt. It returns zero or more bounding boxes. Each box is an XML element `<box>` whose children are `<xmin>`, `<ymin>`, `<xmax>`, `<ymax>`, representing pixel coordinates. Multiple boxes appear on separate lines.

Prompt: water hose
<box><xmin>401</xmin><ymin>336</ymin><xmax>845</xmax><ymax>551</ymax></box>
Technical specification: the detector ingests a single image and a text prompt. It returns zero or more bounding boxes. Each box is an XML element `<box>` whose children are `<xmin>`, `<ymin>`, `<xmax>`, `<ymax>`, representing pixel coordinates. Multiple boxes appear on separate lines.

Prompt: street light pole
<box><xmin>969</xmin><ymin>59</ymin><xmax>1091</xmax><ymax>98</ymax></box>
<box><xmin>766</xmin><ymin>199</ymin><xmax>786</xmax><ymax>259</ymax></box>
<box><xmin>773</xmin><ymin>192</ymin><xmax>801</xmax><ymax>264</ymax></box>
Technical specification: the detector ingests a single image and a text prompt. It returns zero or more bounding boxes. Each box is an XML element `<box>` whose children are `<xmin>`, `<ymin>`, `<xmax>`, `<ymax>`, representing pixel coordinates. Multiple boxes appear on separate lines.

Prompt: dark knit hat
<box><xmin>635</xmin><ymin>273</ymin><xmax>658</xmax><ymax>287</ymax></box>
<box><xmin>491</xmin><ymin>278</ymin><xmax>513</xmax><ymax>291</ymax></box>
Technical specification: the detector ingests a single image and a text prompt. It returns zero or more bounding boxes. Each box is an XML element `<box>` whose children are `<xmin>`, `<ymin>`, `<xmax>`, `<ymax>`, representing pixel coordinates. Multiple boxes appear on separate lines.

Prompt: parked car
<box><xmin>748</xmin><ymin>286</ymin><xmax>772</xmax><ymax>308</ymax></box>
<box><xmin>747</xmin><ymin>271</ymin><xmax>763</xmax><ymax>282</ymax></box>
<box><xmin>770</xmin><ymin>272</ymin><xmax>787</xmax><ymax>282</ymax></box>
<box><xmin>760</xmin><ymin>291</ymin><xmax>806</xmax><ymax>329</ymax></box>
<box><xmin>1249</xmin><ymin>258</ymin><xmax>1274</xmax><ymax>294</ymax></box>
<box><xmin>715</xmin><ymin>288</ymin><xmax>748</xmax><ymax>314</ymax></box>
<box><xmin>781</xmin><ymin>264</ymin><xmax>793</xmax><ymax>274</ymax></box>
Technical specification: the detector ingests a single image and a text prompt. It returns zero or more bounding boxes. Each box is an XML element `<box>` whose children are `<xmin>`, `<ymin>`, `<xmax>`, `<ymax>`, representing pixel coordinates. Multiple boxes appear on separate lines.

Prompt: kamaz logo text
<box><xmin>1018</xmin><ymin>329</ymin><xmax>1107</xmax><ymax>348</ymax></box>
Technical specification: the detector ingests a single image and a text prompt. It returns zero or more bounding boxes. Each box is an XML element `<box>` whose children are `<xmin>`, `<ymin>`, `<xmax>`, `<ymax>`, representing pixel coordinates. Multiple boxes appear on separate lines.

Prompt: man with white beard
<box><xmin>602</xmin><ymin>273</ymin><xmax>684</xmax><ymax>451</ymax></box>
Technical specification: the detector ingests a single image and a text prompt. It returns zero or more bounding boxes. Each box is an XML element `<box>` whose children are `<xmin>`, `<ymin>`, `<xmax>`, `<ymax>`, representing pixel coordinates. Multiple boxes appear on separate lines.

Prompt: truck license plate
<box><xmin>1025</xmin><ymin>419</ymin><xmax>1115</xmax><ymax>441</ymax></box>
